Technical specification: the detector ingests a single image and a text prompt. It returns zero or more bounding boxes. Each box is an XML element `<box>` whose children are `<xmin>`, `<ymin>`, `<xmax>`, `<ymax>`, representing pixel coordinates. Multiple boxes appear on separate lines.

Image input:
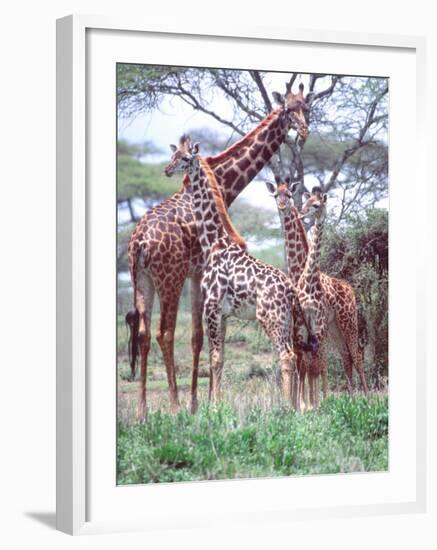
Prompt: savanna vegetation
<box><xmin>116</xmin><ymin>67</ymin><xmax>389</xmax><ymax>483</ymax></box>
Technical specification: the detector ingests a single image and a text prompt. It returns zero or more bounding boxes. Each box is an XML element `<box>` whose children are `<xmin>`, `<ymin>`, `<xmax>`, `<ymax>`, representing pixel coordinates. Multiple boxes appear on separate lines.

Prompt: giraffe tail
<box><xmin>125</xmin><ymin>309</ymin><xmax>139</xmax><ymax>380</ymax></box>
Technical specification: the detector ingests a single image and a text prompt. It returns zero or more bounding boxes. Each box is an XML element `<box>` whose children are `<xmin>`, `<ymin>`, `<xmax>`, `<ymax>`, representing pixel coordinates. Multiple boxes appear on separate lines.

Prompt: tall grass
<box><xmin>117</xmin><ymin>394</ymin><xmax>388</xmax><ymax>484</ymax></box>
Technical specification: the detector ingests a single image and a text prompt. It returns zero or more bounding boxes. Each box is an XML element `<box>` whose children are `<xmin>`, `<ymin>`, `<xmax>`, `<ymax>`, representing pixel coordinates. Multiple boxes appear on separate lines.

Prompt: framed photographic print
<box><xmin>56</xmin><ymin>15</ymin><xmax>427</xmax><ymax>535</ymax></box>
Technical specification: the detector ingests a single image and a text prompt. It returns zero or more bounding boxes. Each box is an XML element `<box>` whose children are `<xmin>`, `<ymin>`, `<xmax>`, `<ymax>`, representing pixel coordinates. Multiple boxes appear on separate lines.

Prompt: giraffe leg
<box><xmin>258</xmin><ymin>313</ymin><xmax>298</xmax><ymax>410</ymax></box>
<box><xmin>299</xmin><ymin>371</ymin><xmax>305</xmax><ymax>411</ymax></box>
<box><xmin>322</xmin><ymin>368</ymin><xmax>328</xmax><ymax>399</ymax></box>
<box><xmin>330</xmin><ymin>287</ymin><xmax>368</xmax><ymax>394</ymax></box>
<box><xmin>335</xmin><ymin>328</ymin><xmax>354</xmax><ymax>393</ymax></box>
<box><xmin>302</xmin><ymin>368</ymin><xmax>310</xmax><ymax>410</ymax></box>
<box><xmin>297</xmin><ymin>351</ymin><xmax>306</xmax><ymax>411</ymax></box>
<box><xmin>156</xmin><ymin>295</ymin><xmax>182</xmax><ymax>414</ymax></box>
<box><xmin>294</xmin><ymin>322</ymin><xmax>310</xmax><ymax>410</ymax></box>
<box><xmin>308</xmin><ymin>363</ymin><xmax>320</xmax><ymax>409</ymax></box>
<box><xmin>308</xmin><ymin>339</ymin><xmax>326</xmax><ymax>410</ymax></box>
<box><xmin>308</xmin><ymin>372</ymin><xmax>318</xmax><ymax>409</ymax></box>
<box><xmin>135</xmin><ymin>272</ymin><xmax>155</xmax><ymax>421</ymax></box>
<box><xmin>354</xmin><ymin>350</ymin><xmax>369</xmax><ymax>394</ymax></box>
<box><xmin>308</xmin><ymin>372</ymin><xmax>315</xmax><ymax>409</ymax></box>
<box><xmin>301</xmin><ymin>354</ymin><xmax>312</xmax><ymax>410</ymax></box>
<box><xmin>347</xmin><ymin>346</ymin><xmax>368</xmax><ymax>394</ymax></box>
<box><xmin>328</xmin><ymin>318</ymin><xmax>356</xmax><ymax>394</ymax></box>
<box><xmin>318</xmin><ymin>339</ymin><xmax>329</xmax><ymax>400</ymax></box>
<box><xmin>314</xmin><ymin>375</ymin><xmax>320</xmax><ymax>409</ymax></box>
<box><xmin>279</xmin><ymin>350</ymin><xmax>293</xmax><ymax>403</ymax></box>
<box><xmin>339</xmin><ymin>347</ymin><xmax>354</xmax><ymax>393</ymax></box>
<box><xmin>348</xmin><ymin>334</ymin><xmax>368</xmax><ymax>394</ymax></box>
<box><xmin>337</xmin><ymin>337</ymin><xmax>361</xmax><ymax>394</ymax></box>
<box><xmin>276</xmin><ymin>346</ymin><xmax>297</xmax><ymax>409</ymax></box>
<box><xmin>204</xmin><ymin>301</ymin><xmax>225</xmax><ymax>405</ymax></box>
<box><xmin>291</xmin><ymin>355</ymin><xmax>300</xmax><ymax>411</ymax></box>
<box><xmin>189</xmin><ymin>273</ymin><xmax>204</xmax><ymax>413</ymax></box>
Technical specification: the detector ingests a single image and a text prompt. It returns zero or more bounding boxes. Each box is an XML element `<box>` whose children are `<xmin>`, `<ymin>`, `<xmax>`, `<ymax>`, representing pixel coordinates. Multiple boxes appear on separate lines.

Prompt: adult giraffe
<box><xmin>127</xmin><ymin>84</ymin><xmax>309</xmax><ymax>419</ymax></box>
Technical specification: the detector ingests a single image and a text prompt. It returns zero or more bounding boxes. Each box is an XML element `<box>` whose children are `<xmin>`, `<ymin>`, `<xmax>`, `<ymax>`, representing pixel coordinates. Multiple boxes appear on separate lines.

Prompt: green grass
<box><xmin>117</xmin><ymin>394</ymin><xmax>388</xmax><ymax>484</ymax></box>
<box><xmin>117</xmin><ymin>283</ymin><xmax>388</xmax><ymax>485</ymax></box>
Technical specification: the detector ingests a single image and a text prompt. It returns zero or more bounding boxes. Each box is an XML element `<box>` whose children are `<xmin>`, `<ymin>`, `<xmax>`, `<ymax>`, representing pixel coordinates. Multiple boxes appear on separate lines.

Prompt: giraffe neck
<box><xmin>279</xmin><ymin>207</ymin><xmax>309</xmax><ymax>287</ymax></box>
<box><xmin>190</xmin><ymin>157</ymin><xmax>245</xmax><ymax>261</ymax></box>
<box><xmin>301</xmin><ymin>220</ymin><xmax>324</xmax><ymax>291</ymax></box>
<box><xmin>206</xmin><ymin>108</ymin><xmax>289</xmax><ymax>207</ymax></box>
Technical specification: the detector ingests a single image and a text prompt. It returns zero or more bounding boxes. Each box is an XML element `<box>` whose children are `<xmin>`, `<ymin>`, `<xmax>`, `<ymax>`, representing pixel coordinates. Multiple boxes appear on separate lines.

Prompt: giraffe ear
<box><xmin>191</xmin><ymin>142</ymin><xmax>200</xmax><ymax>154</ymax></box>
<box><xmin>289</xmin><ymin>181</ymin><xmax>300</xmax><ymax>195</ymax></box>
<box><xmin>265</xmin><ymin>181</ymin><xmax>276</xmax><ymax>195</ymax></box>
<box><xmin>272</xmin><ymin>91</ymin><xmax>285</xmax><ymax>106</ymax></box>
<box><xmin>322</xmin><ymin>193</ymin><xmax>328</xmax><ymax>204</ymax></box>
<box><xmin>303</xmin><ymin>191</ymin><xmax>311</xmax><ymax>201</ymax></box>
<box><xmin>170</xmin><ymin>144</ymin><xmax>177</xmax><ymax>152</ymax></box>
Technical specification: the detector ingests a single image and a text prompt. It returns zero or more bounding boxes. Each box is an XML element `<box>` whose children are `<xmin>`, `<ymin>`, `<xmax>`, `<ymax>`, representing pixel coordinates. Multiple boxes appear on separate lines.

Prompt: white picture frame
<box><xmin>56</xmin><ymin>14</ymin><xmax>427</xmax><ymax>536</ymax></box>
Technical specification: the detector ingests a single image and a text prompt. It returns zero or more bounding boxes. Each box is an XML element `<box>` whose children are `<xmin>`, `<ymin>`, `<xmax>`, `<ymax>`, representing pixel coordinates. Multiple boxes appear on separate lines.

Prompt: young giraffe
<box><xmin>266</xmin><ymin>179</ymin><xmax>369</xmax><ymax>408</ymax></box>
<box><xmin>265</xmin><ymin>177</ymin><xmax>315</xmax><ymax>407</ymax></box>
<box><xmin>164</xmin><ymin>136</ymin><xmax>299</xmax><ymax>407</ymax></box>
<box><xmin>296</xmin><ymin>188</ymin><xmax>369</xmax><ymax>408</ymax></box>
<box><xmin>128</xmin><ymin>84</ymin><xmax>309</xmax><ymax>418</ymax></box>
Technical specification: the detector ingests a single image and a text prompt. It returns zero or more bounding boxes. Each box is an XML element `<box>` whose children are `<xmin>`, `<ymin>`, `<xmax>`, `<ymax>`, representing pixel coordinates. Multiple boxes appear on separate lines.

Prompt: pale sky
<box><xmin>118</xmin><ymin>72</ymin><xmax>317</xmax><ymax>149</ymax></box>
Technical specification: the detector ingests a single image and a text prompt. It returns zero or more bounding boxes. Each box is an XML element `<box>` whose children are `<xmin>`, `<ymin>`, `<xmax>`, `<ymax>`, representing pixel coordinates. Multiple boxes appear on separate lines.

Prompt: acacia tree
<box><xmin>117</xmin><ymin>66</ymin><xmax>388</xmax><ymax>217</ymax></box>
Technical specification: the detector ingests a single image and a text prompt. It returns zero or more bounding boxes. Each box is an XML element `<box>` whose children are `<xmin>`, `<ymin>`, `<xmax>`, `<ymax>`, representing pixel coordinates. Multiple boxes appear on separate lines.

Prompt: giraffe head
<box><xmin>272</xmin><ymin>82</ymin><xmax>309</xmax><ymax>144</ymax></box>
<box><xmin>300</xmin><ymin>186</ymin><xmax>328</xmax><ymax>223</ymax></box>
<box><xmin>164</xmin><ymin>134</ymin><xmax>200</xmax><ymax>177</ymax></box>
<box><xmin>265</xmin><ymin>176</ymin><xmax>300</xmax><ymax>212</ymax></box>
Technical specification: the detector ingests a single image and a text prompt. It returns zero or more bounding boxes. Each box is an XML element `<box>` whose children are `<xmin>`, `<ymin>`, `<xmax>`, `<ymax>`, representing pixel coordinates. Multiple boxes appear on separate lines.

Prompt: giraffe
<box><xmin>127</xmin><ymin>83</ymin><xmax>309</xmax><ymax>419</ymax></box>
<box><xmin>264</xmin><ymin>177</ymin><xmax>315</xmax><ymax>407</ymax></box>
<box><xmin>294</xmin><ymin>187</ymin><xmax>369</xmax><ymax>408</ymax></box>
<box><xmin>164</xmin><ymin>136</ymin><xmax>299</xmax><ymax>407</ymax></box>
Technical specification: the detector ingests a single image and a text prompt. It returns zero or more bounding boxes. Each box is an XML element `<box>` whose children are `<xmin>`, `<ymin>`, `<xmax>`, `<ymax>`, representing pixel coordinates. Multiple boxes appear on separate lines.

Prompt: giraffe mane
<box><xmin>206</xmin><ymin>108</ymin><xmax>282</xmax><ymax>166</ymax></box>
<box><xmin>198</xmin><ymin>157</ymin><xmax>247</xmax><ymax>249</ymax></box>
<box><xmin>181</xmin><ymin>174</ymin><xmax>191</xmax><ymax>191</ymax></box>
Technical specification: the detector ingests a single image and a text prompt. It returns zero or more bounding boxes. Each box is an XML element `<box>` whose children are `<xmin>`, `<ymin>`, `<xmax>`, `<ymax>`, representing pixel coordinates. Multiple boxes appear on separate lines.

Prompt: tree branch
<box><xmin>213</xmin><ymin>72</ymin><xmax>262</xmax><ymax>121</ymax></box>
<box><xmin>325</xmin><ymin>85</ymin><xmax>388</xmax><ymax>192</ymax></box>
<box><xmin>306</xmin><ymin>76</ymin><xmax>340</xmax><ymax>105</ymax></box>
<box><xmin>250</xmin><ymin>70</ymin><xmax>273</xmax><ymax>113</ymax></box>
<box><xmin>175</xmin><ymin>76</ymin><xmax>245</xmax><ymax>135</ymax></box>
